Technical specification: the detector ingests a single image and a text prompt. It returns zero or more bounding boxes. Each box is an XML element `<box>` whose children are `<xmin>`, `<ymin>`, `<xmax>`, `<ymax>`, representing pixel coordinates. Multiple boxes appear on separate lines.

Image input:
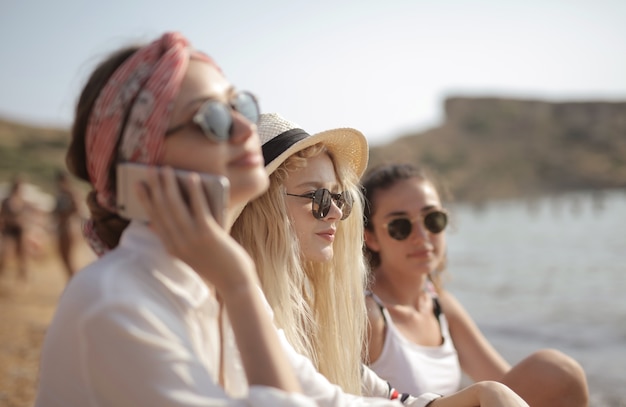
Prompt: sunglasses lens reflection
<box><xmin>234</xmin><ymin>92</ymin><xmax>259</xmax><ymax>124</ymax></box>
<box><xmin>424</xmin><ymin>211</ymin><xmax>447</xmax><ymax>234</ymax></box>
<box><xmin>196</xmin><ymin>101</ymin><xmax>231</xmax><ymax>141</ymax></box>
<box><xmin>313</xmin><ymin>189</ymin><xmax>330</xmax><ymax>219</ymax></box>
<box><xmin>310</xmin><ymin>189</ymin><xmax>352</xmax><ymax>220</ymax></box>
<box><xmin>387</xmin><ymin>218</ymin><xmax>412</xmax><ymax>240</ymax></box>
<box><xmin>195</xmin><ymin>92</ymin><xmax>259</xmax><ymax>142</ymax></box>
<box><xmin>339</xmin><ymin>191</ymin><xmax>352</xmax><ymax>220</ymax></box>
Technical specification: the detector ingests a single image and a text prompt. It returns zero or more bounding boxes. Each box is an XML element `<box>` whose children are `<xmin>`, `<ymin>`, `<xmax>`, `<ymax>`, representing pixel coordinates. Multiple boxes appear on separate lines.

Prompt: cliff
<box><xmin>368</xmin><ymin>97</ymin><xmax>626</xmax><ymax>202</ymax></box>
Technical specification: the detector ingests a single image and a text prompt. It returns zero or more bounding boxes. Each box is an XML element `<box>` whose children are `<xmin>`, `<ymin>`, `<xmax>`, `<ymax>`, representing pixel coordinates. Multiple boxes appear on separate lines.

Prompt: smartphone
<box><xmin>116</xmin><ymin>163</ymin><xmax>229</xmax><ymax>227</ymax></box>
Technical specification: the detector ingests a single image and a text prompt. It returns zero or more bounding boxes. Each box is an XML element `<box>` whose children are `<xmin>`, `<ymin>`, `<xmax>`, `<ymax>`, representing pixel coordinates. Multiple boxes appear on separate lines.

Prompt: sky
<box><xmin>1</xmin><ymin>0</ymin><xmax>625</xmax><ymax>146</ymax></box>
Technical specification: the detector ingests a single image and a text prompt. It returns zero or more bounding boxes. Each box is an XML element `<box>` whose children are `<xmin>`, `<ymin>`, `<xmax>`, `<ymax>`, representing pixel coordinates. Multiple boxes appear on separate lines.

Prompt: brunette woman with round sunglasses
<box><xmin>362</xmin><ymin>163</ymin><xmax>588</xmax><ymax>407</ymax></box>
<box><xmin>232</xmin><ymin>114</ymin><xmax>533</xmax><ymax>407</ymax></box>
<box><xmin>35</xmin><ymin>32</ymin><xmax>317</xmax><ymax>406</ymax></box>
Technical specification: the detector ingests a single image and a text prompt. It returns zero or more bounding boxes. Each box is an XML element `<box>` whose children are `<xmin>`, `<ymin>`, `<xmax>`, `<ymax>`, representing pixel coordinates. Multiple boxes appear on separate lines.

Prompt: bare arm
<box><xmin>429</xmin><ymin>381</ymin><xmax>528</xmax><ymax>407</ymax></box>
<box><xmin>364</xmin><ymin>295</ymin><xmax>386</xmax><ymax>364</ymax></box>
<box><xmin>438</xmin><ymin>290</ymin><xmax>510</xmax><ymax>382</ymax></box>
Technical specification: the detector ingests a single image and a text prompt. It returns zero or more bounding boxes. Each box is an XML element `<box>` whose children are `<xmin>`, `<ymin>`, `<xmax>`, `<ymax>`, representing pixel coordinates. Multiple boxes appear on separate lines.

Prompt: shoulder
<box><xmin>436</xmin><ymin>290</ymin><xmax>463</xmax><ymax>316</ymax></box>
<box><xmin>364</xmin><ymin>293</ymin><xmax>386</xmax><ymax>364</ymax></box>
<box><xmin>68</xmin><ymin>249</ymin><xmax>168</xmax><ymax>308</ymax></box>
<box><xmin>64</xmin><ymin>253</ymin><xmax>145</xmax><ymax>304</ymax></box>
<box><xmin>365</xmin><ymin>294</ymin><xmax>383</xmax><ymax>320</ymax></box>
<box><xmin>365</xmin><ymin>294</ymin><xmax>385</xmax><ymax>340</ymax></box>
<box><xmin>60</xmin><ymin>254</ymin><xmax>196</xmax><ymax>338</ymax></box>
<box><xmin>436</xmin><ymin>289</ymin><xmax>477</xmax><ymax>329</ymax></box>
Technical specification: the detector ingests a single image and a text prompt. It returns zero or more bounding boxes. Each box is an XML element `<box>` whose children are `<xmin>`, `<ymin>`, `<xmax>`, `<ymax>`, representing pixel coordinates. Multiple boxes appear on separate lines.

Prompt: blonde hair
<box><xmin>231</xmin><ymin>143</ymin><xmax>367</xmax><ymax>395</ymax></box>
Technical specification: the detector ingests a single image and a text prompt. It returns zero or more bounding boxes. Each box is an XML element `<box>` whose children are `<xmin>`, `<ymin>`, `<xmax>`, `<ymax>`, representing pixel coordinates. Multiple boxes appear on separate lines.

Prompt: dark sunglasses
<box><xmin>165</xmin><ymin>91</ymin><xmax>260</xmax><ymax>142</ymax></box>
<box><xmin>286</xmin><ymin>188</ymin><xmax>353</xmax><ymax>220</ymax></box>
<box><xmin>382</xmin><ymin>210</ymin><xmax>448</xmax><ymax>241</ymax></box>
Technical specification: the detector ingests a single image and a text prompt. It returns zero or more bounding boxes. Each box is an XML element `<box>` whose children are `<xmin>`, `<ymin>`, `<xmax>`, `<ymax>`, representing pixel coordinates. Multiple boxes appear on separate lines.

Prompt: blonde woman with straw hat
<box><xmin>231</xmin><ymin>113</ymin><xmax>529</xmax><ymax>407</ymax></box>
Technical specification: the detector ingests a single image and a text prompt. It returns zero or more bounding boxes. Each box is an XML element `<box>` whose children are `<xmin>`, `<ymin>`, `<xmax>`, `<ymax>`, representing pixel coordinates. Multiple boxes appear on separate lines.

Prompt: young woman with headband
<box><xmin>231</xmin><ymin>113</ymin><xmax>530</xmax><ymax>407</ymax></box>
<box><xmin>362</xmin><ymin>163</ymin><xmax>588</xmax><ymax>407</ymax></box>
<box><xmin>35</xmin><ymin>32</ymin><xmax>316</xmax><ymax>406</ymax></box>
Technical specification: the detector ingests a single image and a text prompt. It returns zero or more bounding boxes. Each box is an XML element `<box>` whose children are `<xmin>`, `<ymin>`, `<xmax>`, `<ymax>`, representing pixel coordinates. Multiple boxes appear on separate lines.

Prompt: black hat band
<box><xmin>262</xmin><ymin>128</ymin><xmax>310</xmax><ymax>166</ymax></box>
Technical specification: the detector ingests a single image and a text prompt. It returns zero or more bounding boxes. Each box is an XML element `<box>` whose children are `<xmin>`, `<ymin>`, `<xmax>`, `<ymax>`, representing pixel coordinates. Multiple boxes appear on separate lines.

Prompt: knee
<box><xmin>527</xmin><ymin>349</ymin><xmax>589</xmax><ymax>405</ymax></box>
<box><xmin>529</xmin><ymin>349</ymin><xmax>585</xmax><ymax>380</ymax></box>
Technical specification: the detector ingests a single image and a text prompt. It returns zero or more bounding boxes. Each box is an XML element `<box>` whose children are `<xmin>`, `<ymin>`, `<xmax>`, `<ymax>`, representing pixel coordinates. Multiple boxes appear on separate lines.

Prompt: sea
<box><xmin>445</xmin><ymin>188</ymin><xmax>626</xmax><ymax>407</ymax></box>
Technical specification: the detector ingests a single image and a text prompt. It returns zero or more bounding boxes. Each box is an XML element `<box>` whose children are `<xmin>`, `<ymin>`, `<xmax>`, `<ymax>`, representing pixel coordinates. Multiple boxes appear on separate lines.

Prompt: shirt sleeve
<box><xmin>276</xmin><ymin>328</ymin><xmax>404</xmax><ymax>407</ymax></box>
<box><xmin>362</xmin><ymin>365</ymin><xmax>393</xmax><ymax>398</ymax></box>
<box><xmin>362</xmin><ymin>365</ymin><xmax>424</xmax><ymax>406</ymax></box>
<box><xmin>78</xmin><ymin>302</ymin><xmax>316</xmax><ymax>407</ymax></box>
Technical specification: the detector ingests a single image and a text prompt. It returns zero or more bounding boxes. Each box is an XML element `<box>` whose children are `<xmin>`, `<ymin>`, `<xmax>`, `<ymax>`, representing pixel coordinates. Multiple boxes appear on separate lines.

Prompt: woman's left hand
<box><xmin>136</xmin><ymin>166</ymin><xmax>258</xmax><ymax>293</ymax></box>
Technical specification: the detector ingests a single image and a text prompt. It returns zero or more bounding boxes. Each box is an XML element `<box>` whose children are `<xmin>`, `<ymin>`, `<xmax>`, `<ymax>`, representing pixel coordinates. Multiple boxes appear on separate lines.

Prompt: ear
<box><xmin>364</xmin><ymin>228</ymin><xmax>381</xmax><ymax>253</ymax></box>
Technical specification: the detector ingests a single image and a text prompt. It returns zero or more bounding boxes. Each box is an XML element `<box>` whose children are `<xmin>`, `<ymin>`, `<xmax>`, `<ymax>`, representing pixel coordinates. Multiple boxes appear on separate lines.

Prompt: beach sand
<box><xmin>0</xmin><ymin>225</ymin><xmax>95</xmax><ymax>407</ymax></box>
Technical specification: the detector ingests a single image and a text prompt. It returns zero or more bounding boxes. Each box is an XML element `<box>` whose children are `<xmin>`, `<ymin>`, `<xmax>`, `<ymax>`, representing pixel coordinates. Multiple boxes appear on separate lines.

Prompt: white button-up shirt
<box><xmin>35</xmin><ymin>222</ymin><xmax>316</xmax><ymax>407</ymax></box>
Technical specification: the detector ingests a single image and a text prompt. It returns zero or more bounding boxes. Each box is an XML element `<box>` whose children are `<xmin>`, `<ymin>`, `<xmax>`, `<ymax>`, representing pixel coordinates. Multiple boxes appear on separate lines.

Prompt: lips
<box><xmin>407</xmin><ymin>248</ymin><xmax>431</xmax><ymax>258</ymax></box>
<box><xmin>316</xmin><ymin>228</ymin><xmax>336</xmax><ymax>242</ymax></box>
<box><xmin>230</xmin><ymin>150</ymin><xmax>263</xmax><ymax>167</ymax></box>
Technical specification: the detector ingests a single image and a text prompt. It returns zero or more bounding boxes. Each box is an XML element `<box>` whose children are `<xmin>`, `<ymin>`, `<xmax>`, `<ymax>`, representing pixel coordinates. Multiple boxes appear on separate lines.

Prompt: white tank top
<box><xmin>367</xmin><ymin>291</ymin><xmax>462</xmax><ymax>396</ymax></box>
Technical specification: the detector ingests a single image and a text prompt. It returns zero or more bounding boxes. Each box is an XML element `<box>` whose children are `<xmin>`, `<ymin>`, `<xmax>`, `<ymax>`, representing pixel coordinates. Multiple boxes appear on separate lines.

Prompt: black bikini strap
<box><xmin>365</xmin><ymin>290</ymin><xmax>387</xmax><ymax>325</ymax></box>
<box><xmin>433</xmin><ymin>297</ymin><xmax>442</xmax><ymax>319</ymax></box>
<box><xmin>367</xmin><ymin>290</ymin><xmax>442</xmax><ymax>328</ymax></box>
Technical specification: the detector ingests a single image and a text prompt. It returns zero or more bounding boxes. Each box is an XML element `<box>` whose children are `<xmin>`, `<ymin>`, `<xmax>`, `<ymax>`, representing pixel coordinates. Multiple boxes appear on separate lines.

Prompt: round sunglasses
<box><xmin>286</xmin><ymin>188</ymin><xmax>353</xmax><ymax>220</ymax></box>
<box><xmin>382</xmin><ymin>209</ymin><xmax>448</xmax><ymax>241</ymax></box>
<box><xmin>165</xmin><ymin>91</ymin><xmax>259</xmax><ymax>142</ymax></box>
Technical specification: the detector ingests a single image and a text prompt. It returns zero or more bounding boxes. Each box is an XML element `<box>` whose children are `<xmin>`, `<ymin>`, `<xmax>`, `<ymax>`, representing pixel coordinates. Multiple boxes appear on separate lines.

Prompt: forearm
<box><xmin>430</xmin><ymin>381</ymin><xmax>528</xmax><ymax>407</ymax></box>
<box><xmin>459</xmin><ymin>341</ymin><xmax>511</xmax><ymax>382</ymax></box>
<box><xmin>222</xmin><ymin>282</ymin><xmax>301</xmax><ymax>393</ymax></box>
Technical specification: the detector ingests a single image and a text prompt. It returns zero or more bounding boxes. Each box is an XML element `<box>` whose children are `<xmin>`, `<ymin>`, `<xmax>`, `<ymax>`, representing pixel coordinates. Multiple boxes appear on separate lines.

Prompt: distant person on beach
<box><xmin>0</xmin><ymin>175</ymin><xmax>31</xmax><ymax>280</ymax></box>
<box><xmin>361</xmin><ymin>163</ymin><xmax>589</xmax><ymax>407</ymax></box>
<box><xmin>52</xmin><ymin>170</ymin><xmax>80</xmax><ymax>280</ymax></box>
<box><xmin>36</xmin><ymin>31</ymin><xmax>316</xmax><ymax>406</ymax></box>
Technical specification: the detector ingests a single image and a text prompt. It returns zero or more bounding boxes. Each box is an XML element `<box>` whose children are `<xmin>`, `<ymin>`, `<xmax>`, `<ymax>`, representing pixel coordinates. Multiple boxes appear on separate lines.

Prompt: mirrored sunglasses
<box><xmin>383</xmin><ymin>210</ymin><xmax>448</xmax><ymax>241</ymax></box>
<box><xmin>165</xmin><ymin>91</ymin><xmax>260</xmax><ymax>142</ymax></box>
<box><xmin>286</xmin><ymin>188</ymin><xmax>353</xmax><ymax>220</ymax></box>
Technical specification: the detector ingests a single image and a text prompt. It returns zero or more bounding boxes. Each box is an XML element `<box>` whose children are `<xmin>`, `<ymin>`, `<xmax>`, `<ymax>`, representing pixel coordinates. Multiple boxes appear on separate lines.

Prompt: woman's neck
<box><xmin>372</xmin><ymin>266</ymin><xmax>429</xmax><ymax>307</ymax></box>
<box><xmin>225</xmin><ymin>207</ymin><xmax>240</xmax><ymax>232</ymax></box>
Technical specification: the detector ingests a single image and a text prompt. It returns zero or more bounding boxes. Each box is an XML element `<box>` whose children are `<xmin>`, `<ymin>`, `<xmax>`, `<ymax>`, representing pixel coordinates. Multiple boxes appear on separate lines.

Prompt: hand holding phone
<box><xmin>116</xmin><ymin>163</ymin><xmax>229</xmax><ymax>227</ymax></box>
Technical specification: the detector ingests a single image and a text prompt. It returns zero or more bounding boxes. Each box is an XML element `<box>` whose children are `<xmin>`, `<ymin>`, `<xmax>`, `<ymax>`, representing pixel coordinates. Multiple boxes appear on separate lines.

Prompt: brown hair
<box><xmin>66</xmin><ymin>46</ymin><xmax>140</xmax><ymax>249</ymax></box>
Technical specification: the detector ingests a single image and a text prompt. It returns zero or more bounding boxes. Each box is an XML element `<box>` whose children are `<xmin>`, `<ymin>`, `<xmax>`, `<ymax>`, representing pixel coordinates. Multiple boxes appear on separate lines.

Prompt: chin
<box><xmin>308</xmin><ymin>248</ymin><xmax>334</xmax><ymax>263</ymax></box>
<box><xmin>408</xmin><ymin>264</ymin><xmax>433</xmax><ymax>276</ymax></box>
<box><xmin>229</xmin><ymin>168</ymin><xmax>269</xmax><ymax>207</ymax></box>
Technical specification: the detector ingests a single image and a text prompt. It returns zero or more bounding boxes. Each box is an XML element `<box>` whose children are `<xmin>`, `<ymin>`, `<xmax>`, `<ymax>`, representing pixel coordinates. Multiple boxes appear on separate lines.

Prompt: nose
<box><xmin>229</xmin><ymin>110</ymin><xmax>256</xmax><ymax>145</ymax></box>
<box><xmin>409</xmin><ymin>218</ymin><xmax>428</xmax><ymax>242</ymax></box>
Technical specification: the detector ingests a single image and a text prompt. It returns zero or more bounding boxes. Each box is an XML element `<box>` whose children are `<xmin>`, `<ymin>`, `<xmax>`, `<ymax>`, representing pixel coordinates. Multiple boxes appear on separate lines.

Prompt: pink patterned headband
<box><xmin>83</xmin><ymin>31</ymin><xmax>217</xmax><ymax>255</ymax></box>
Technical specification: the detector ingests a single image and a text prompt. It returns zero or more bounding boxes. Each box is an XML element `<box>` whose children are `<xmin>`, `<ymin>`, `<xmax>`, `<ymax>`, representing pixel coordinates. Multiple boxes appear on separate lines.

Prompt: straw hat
<box><xmin>259</xmin><ymin>113</ymin><xmax>369</xmax><ymax>177</ymax></box>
